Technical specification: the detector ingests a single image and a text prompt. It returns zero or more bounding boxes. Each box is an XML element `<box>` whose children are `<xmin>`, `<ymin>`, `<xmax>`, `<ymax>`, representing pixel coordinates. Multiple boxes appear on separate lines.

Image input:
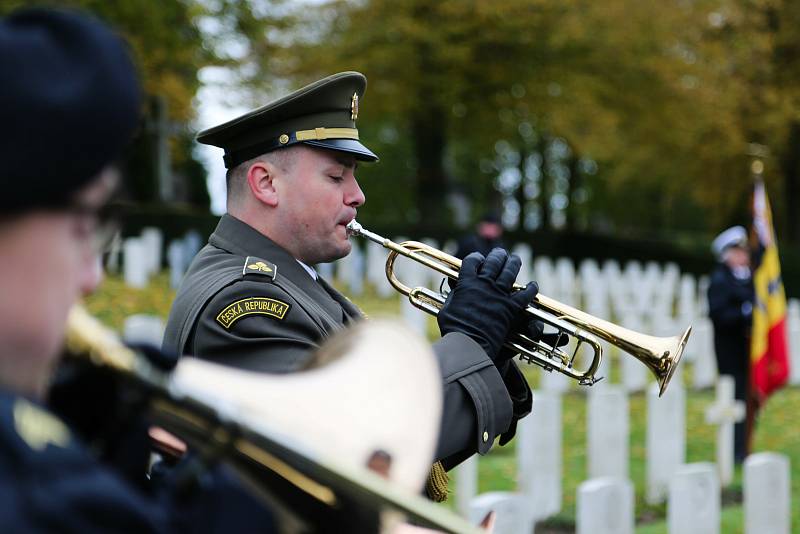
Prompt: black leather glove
<box><xmin>437</xmin><ymin>249</ymin><xmax>538</xmax><ymax>362</ymax></box>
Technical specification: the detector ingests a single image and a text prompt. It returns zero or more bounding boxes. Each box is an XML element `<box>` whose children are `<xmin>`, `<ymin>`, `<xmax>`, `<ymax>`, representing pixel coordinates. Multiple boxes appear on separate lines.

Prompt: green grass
<box><xmin>84</xmin><ymin>274</ymin><xmax>800</xmax><ymax>532</ymax></box>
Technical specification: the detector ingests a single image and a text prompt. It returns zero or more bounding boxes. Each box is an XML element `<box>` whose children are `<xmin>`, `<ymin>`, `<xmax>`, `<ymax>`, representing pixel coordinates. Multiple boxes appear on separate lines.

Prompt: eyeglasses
<box><xmin>62</xmin><ymin>201</ymin><xmax>122</xmax><ymax>254</ymax></box>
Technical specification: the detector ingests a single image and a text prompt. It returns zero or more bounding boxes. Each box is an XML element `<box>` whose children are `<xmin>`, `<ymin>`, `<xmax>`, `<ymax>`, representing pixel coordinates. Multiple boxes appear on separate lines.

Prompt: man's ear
<box><xmin>246</xmin><ymin>160</ymin><xmax>279</xmax><ymax>207</ymax></box>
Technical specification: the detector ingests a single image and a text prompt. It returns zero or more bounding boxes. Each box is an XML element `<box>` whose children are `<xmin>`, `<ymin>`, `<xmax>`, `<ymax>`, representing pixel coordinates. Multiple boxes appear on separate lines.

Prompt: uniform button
<box><xmin>482</xmin><ymin>431</ymin><xmax>489</xmax><ymax>442</ymax></box>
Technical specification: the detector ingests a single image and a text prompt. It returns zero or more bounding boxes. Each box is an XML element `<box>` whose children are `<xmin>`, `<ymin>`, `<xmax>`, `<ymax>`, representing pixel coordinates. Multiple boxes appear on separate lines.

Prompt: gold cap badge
<box><xmin>351</xmin><ymin>92</ymin><xmax>359</xmax><ymax>120</ymax></box>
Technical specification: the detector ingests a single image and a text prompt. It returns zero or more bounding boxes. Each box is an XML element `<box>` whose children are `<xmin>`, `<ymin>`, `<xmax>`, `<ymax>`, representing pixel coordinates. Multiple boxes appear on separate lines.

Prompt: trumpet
<box><xmin>346</xmin><ymin>220</ymin><xmax>691</xmax><ymax>397</ymax></box>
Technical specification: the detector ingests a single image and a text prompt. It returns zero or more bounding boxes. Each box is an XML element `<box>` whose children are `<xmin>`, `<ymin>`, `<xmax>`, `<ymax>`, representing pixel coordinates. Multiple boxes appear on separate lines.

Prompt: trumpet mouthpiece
<box><xmin>346</xmin><ymin>220</ymin><xmax>363</xmax><ymax>237</ymax></box>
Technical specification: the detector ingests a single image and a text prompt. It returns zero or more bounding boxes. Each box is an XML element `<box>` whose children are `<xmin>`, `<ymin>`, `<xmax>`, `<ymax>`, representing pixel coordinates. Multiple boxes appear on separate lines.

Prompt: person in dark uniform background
<box><xmin>0</xmin><ymin>8</ymin><xmax>274</xmax><ymax>531</ymax></box>
<box><xmin>455</xmin><ymin>211</ymin><xmax>506</xmax><ymax>260</ymax></box>
<box><xmin>707</xmin><ymin>225</ymin><xmax>755</xmax><ymax>463</ymax></box>
<box><xmin>163</xmin><ymin>72</ymin><xmax>543</xmax><ymax>484</ymax></box>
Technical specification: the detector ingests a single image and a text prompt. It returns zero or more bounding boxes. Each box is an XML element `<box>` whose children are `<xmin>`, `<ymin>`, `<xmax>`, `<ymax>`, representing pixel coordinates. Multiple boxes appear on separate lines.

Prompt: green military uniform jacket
<box><xmin>163</xmin><ymin>214</ymin><xmax>529</xmax><ymax>462</ymax></box>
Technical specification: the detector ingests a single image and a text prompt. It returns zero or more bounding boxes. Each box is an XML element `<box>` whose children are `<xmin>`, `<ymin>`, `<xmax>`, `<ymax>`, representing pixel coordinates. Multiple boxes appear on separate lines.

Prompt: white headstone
<box><xmin>578</xmin><ymin>258</ymin><xmax>601</xmax><ymax>286</ymax></box>
<box><xmin>365</xmin><ymin>241</ymin><xmax>393</xmax><ymax>298</ymax></box>
<box><xmin>512</xmin><ymin>243</ymin><xmax>532</xmax><ymax>285</ymax></box>
<box><xmin>517</xmin><ymin>391</ymin><xmax>562</xmax><ymax>519</ymax></box>
<box><xmin>123</xmin><ymin>314</ymin><xmax>165</xmax><ymax>346</ymax></box>
<box><xmin>588</xmin><ymin>387</ymin><xmax>629</xmax><ymax>479</ymax></box>
<box><xmin>676</xmin><ymin>273</ymin><xmax>698</xmax><ymax>325</ymax></box>
<box><xmin>646</xmin><ymin>382</ymin><xmax>686</xmax><ymax>504</ymax></box>
<box><xmin>534</xmin><ymin>256</ymin><xmax>555</xmax><ymax>296</ymax></box>
<box><xmin>167</xmin><ymin>239</ymin><xmax>185</xmax><ymax>289</ymax></box>
<box><xmin>455</xmin><ymin>454</ymin><xmax>478</xmax><ymax>518</ymax></box>
<box><xmin>140</xmin><ymin>227</ymin><xmax>163</xmax><ymax>275</ymax></box>
<box><xmin>555</xmin><ymin>257</ymin><xmax>577</xmax><ymax>306</ymax></box>
<box><xmin>394</xmin><ymin>249</ymin><xmax>428</xmax><ymax>336</ymax></box>
<box><xmin>182</xmin><ymin>229</ymin><xmax>203</xmax><ymax>261</ymax></box>
<box><xmin>788</xmin><ymin>299</ymin><xmax>800</xmax><ymax>386</ymax></box>
<box><xmin>345</xmin><ymin>242</ymin><xmax>365</xmax><ymax>296</ymax></box>
<box><xmin>662</xmin><ymin>262</ymin><xmax>680</xmax><ymax>296</ymax></box>
<box><xmin>123</xmin><ymin>237</ymin><xmax>148</xmax><ymax>289</ymax></box>
<box><xmin>697</xmin><ymin>275</ymin><xmax>710</xmax><ymax>316</ymax></box>
<box><xmin>104</xmin><ymin>233</ymin><xmax>122</xmax><ymax>274</ymax></box>
<box><xmin>668</xmin><ymin>463</ymin><xmax>720</xmax><ymax>534</ymax></box>
<box><xmin>601</xmin><ymin>258</ymin><xmax>622</xmax><ymax>284</ymax></box>
<box><xmin>421</xmin><ymin>238</ymin><xmax>443</xmax><ymax>292</ymax></box>
<box><xmin>577</xmin><ymin>478</ymin><xmax>635</xmax><ymax>534</ymax></box>
<box><xmin>468</xmin><ymin>493</ymin><xmax>532</xmax><ymax>534</ymax></box>
<box><xmin>704</xmin><ymin>375</ymin><xmax>745</xmax><ymax>486</ymax></box>
<box><xmin>691</xmin><ymin>318</ymin><xmax>717</xmax><ymax>389</ymax></box>
<box><xmin>316</xmin><ymin>261</ymin><xmax>335</xmax><ymax>281</ymax></box>
<box><xmin>443</xmin><ymin>239</ymin><xmax>458</xmax><ymax>257</ymax></box>
<box><xmin>744</xmin><ymin>452</ymin><xmax>791</xmax><ymax>534</ymax></box>
<box><xmin>540</xmin><ymin>367</ymin><xmax>570</xmax><ymax>393</ymax></box>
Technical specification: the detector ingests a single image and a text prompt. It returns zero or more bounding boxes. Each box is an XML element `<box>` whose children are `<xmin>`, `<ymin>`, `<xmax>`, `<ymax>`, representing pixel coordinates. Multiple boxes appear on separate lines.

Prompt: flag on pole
<box><xmin>750</xmin><ymin>179</ymin><xmax>790</xmax><ymax>399</ymax></box>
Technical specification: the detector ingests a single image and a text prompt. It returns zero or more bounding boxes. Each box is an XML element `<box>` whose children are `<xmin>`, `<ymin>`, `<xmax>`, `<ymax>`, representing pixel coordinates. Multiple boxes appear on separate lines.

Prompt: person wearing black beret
<box><xmin>163</xmin><ymin>71</ymin><xmax>542</xmax><ymax>496</ymax></box>
<box><xmin>0</xmin><ymin>8</ymin><xmax>276</xmax><ymax>532</ymax></box>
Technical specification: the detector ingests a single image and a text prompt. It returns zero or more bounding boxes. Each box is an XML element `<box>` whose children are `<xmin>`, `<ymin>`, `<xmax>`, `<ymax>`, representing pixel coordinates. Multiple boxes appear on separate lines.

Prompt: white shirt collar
<box><xmin>296</xmin><ymin>259</ymin><xmax>318</xmax><ymax>280</ymax></box>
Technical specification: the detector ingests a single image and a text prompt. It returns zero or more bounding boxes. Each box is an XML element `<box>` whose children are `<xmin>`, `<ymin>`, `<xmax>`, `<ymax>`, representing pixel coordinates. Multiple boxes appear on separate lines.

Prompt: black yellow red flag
<box><xmin>750</xmin><ymin>179</ymin><xmax>790</xmax><ymax>399</ymax></box>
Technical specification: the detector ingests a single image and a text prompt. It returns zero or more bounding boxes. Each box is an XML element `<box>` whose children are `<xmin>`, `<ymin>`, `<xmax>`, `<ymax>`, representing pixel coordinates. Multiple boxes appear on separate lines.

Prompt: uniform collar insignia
<box><xmin>243</xmin><ymin>256</ymin><xmax>277</xmax><ymax>280</ymax></box>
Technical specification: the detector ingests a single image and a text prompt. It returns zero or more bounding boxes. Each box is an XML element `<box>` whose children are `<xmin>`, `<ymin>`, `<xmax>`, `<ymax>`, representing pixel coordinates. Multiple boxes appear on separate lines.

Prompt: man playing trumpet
<box><xmin>164</xmin><ymin>72</ymin><xmax>544</xmax><ymax>482</ymax></box>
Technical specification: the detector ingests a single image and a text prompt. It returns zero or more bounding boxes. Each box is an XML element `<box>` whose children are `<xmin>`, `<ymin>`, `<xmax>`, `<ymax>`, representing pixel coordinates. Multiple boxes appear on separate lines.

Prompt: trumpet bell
<box><xmin>653</xmin><ymin>326</ymin><xmax>692</xmax><ymax>396</ymax></box>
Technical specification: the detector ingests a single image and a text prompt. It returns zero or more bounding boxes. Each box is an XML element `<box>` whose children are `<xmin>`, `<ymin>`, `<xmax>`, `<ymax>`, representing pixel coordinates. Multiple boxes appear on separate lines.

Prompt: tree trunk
<box><xmin>411</xmin><ymin>104</ymin><xmax>448</xmax><ymax>231</ymax></box>
<box><xmin>515</xmin><ymin>147</ymin><xmax>529</xmax><ymax>229</ymax></box>
<box><xmin>566</xmin><ymin>153</ymin><xmax>581</xmax><ymax>231</ymax></box>
<box><xmin>781</xmin><ymin>120</ymin><xmax>800</xmax><ymax>244</ymax></box>
<box><xmin>537</xmin><ymin>134</ymin><xmax>551</xmax><ymax>230</ymax></box>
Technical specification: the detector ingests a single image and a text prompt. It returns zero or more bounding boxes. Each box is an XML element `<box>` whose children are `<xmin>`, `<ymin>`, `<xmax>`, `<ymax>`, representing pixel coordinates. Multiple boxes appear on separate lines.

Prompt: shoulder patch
<box><xmin>216</xmin><ymin>297</ymin><xmax>291</xmax><ymax>329</ymax></box>
<box><xmin>13</xmin><ymin>399</ymin><xmax>70</xmax><ymax>451</ymax></box>
<box><xmin>242</xmin><ymin>256</ymin><xmax>277</xmax><ymax>280</ymax></box>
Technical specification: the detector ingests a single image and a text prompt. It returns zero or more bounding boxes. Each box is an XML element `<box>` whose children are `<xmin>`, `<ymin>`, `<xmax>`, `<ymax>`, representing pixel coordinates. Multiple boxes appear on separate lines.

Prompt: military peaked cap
<box><xmin>0</xmin><ymin>8</ymin><xmax>141</xmax><ymax>214</ymax></box>
<box><xmin>197</xmin><ymin>71</ymin><xmax>378</xmax><ymax>168</ymax></box>
<box><xmin>712</xmin><ymin>225</ymin><xmax>748</xmax><ymax>259</ymax></box>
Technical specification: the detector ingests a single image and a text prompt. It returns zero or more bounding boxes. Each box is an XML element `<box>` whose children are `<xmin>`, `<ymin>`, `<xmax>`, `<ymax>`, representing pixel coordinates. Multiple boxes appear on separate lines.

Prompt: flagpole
<box><xmin>745</xmin><ymin>152</ymin><xmax>764</xmax><ymax>458</ymax></box>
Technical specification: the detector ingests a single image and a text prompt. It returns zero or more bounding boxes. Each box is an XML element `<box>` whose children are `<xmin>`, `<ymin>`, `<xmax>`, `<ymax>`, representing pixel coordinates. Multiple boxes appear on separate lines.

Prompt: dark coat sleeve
<box><xmin>191</xmin><ymin>279</ymin><xmax>329</xmax><ymax>373</ymax></box>
<box><xmin>432</xmin><ymin>333</ymin><xmax>521</xmax><ymax>467</ymax></box>
<box><xmin>707</xmin><ymin>269</ymin><xmax>750</xmax><ymax>328</ymax></box>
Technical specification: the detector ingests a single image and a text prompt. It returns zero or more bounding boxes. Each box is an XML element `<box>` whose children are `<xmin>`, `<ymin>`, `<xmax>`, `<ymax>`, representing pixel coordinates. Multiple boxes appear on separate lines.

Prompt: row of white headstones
<box><xmin>110</xmin><ymin>227</ymin><xmax>203</xmax><ymax>288</ymax></box>
<box><xmin>455</xmin><ymin>379</ymin><xmax>791</xmax><ymax>534</ymax></box>
<box><xmin>119</xmin><ymin>229</ymin><xmax>800</xmax><ymax>388</ymax></box>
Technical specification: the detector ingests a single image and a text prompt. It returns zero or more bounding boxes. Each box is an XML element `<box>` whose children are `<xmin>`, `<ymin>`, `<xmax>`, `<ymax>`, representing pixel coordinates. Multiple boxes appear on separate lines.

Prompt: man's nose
<box><xmin>347</xmin><ymin>178</ymin><xmax>366</xmax><ymax>207</ymax></box>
